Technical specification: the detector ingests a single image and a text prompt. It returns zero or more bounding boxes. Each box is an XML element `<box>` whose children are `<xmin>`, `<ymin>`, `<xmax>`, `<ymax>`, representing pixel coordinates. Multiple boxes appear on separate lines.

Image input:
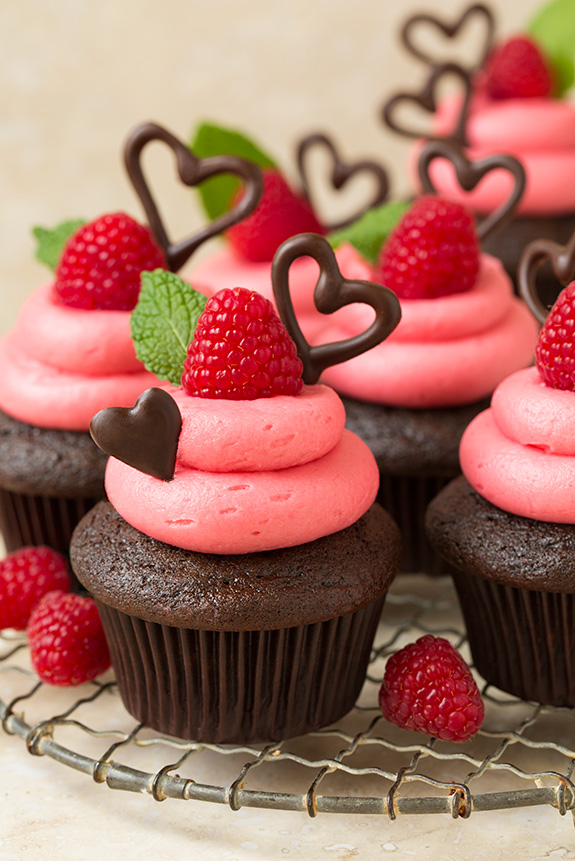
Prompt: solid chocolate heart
<box><xmin>401</xmin><ymin>3</ymin><xmax>495</xmax><ymax>72</ymax></box>
<box><xmin>382</xmin><ymin>63</ymin><xmax>473</xmax><ymax>145</ymax></box>
<box><xmin>417</xmin><ymin>138</ymin><xmax>526</xmax><ymax>244</ymax></box>
<box><xmin>295</xmin><ymin>132</ymin><xmax>389</xmax><ymax>230</ymax></box>
<box><xmin>518</xmin><ymin>234</ymin><xmax>575</xmax><ymax>324</ymax></box>
<box><xmin>90</xmin><ymin>388</ymin><xmax>182</xmax><ymax>481</ymax></box>
<box><xmin>124</xmin><ymin>122</ymin><xmax>263</xmax><ymax>272</ymax></box>
<box><xmin>272</xmin><ymin>233</ymin><xmax>401</xmax><ymax>385</ymax></box>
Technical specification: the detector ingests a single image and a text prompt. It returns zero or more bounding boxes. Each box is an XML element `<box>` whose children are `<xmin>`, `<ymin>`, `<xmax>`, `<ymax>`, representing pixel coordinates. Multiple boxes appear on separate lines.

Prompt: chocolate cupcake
<box><xmin>382</xmin><ymin>2</ymin><xmax>575</xmax><ymax>304</ymax></box>
<box><xmin>426</xmin><ymin>236</ymin><xmax>575</xmax><ymax>705</ymax></box>
<box><xmin>70</xmin><ymin>232</ymin><xmax>403</xmax><ymax>743</ymax></box>
<box><xmin>313</xmin><ymin>142</ymin><xmax>537</xmax><ymax>574</ymax></box>
<box><xmin>0</xmin><ymin>122</ymin><xmax>262</xmax><ymax>556</ymax></box>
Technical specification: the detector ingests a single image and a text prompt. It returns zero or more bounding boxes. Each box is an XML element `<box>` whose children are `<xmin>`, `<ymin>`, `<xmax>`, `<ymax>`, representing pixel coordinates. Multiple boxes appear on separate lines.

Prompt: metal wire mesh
<box><xmin>1</xmin><ymin>574</ymin><xmax>574</xmax><ymax>823</ymax></box>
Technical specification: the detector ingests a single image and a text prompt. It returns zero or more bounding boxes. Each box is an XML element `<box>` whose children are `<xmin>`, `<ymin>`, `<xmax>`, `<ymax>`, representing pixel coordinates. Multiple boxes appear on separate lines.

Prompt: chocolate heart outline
<box><xmin>417</xmin><ymin>138</ymin><xmax>526</xmax><ymax>244</ymax></box>
<box><xmin>518</xmin><ymin>234</ymin><xmax>575</xmax><ymax>324</ymax></box>
<box><xmin>90</xmin><ymin>387</ymin><xmax>182</xmax><ymax>481</ymax></box>
<box><xmin>295</xmin><ymin>132</ymin><xmax>390</xmax><ymax>231</ymax></box>
<box><xmin>272</xmin><ymin>233</ymin><xmax>401</xmax><ymax>385</ymax></box>
<box><xmin>124</xmin><ymin>122</ymin><xmax>263</xmax><ymax>272</ymax></box>
<box><xmin>401</xmin><ymin>3</ymin><xmax>496</xmax><ymax>72</ymax></box>
<box><xmin>382</xmin><ymin>63</ymin><xmax>473</xmax><ymax>146</ymax></box>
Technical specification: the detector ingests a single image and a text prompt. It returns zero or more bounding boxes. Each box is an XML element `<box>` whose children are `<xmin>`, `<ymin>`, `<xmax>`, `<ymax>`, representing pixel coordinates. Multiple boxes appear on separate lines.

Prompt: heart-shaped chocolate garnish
<box><xmin>382</xmin><ymin>63</ymin><xmax>473</xmax><ymax>146</ymax></box>
<box><xmin>295</xmin><ymin>133</ymin><xmax>389</xmax><ymax>231</ymax></box>
<box><xmin>272</xmin><ymin>233</ymin><xmax>401</xmax><ymax>385</ymax></box>
<box><xmin>90</xmin><ymin>388</ymin><xmax>182</xmax><ymax>481</ymax></box>
<box><xmin>124</xmin><ymin>122</ymin><xmax>263</xmax><ymax>272</ymax></box>
<box><xmin>518</xmin><ymin>234</ymin><xmax>575</xmax><ymax>324</ymax></box>
<box><xmin>418</xmin><ymin>138</ymin><xmax>526</xmax><ymax>244</ymax></box>
<box><xmin>401</xmin><ymin>3</ymin><xmax>495</xmax><ymax>72</ymax></box>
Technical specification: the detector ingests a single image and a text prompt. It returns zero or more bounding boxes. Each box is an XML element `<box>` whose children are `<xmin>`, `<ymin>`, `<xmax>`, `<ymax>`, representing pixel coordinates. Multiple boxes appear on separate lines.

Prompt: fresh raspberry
<box><xmin>377</xmin><ymin>196</ymin><xmax>480</xmax><ymax>300</ymax></box>
<box><xmin>54</xmin><ymin>212</ymin><xmax>166</xmax><ymax>311</ymax></box>
<box><xmin>484</xmin><ymin>36</ymin><xmax>554</xmax><ymax>100</ymax></box>
<box><xmin>27</xmin><ymin>590</ymin><xmax>111</xmax><ymax>686</ymax></box>
<box><xmin>226</xmin><ymin>169</ymin><xmax>324</xmax><ymax>262</ymax></box>
<box><xmin>181</xmin><ymin>287</ymin><xmax>303</xmax><ymax>400</ymax></box>
<box><xmin>0</xmin><ymin>546</ymin><xmax>71</xmax><ymax>631</ymax></box>
<box><xmin>535</xmin><ymin>281</ymin><xmax>575</xmax><ymax>390</ymax></box>
<box><xmin>379</xmin><ymin>635</ymin><xmax>484</xmax><ymax>743</ymax></box>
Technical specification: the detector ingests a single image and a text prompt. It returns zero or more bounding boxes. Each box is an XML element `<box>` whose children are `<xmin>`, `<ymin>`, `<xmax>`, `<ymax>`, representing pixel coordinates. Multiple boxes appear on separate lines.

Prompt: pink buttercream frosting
<box><xmin>315</xmin><ymin>249</ymin><xmax>538</xmax><ymax>408</ymax></box>
<box><xmin>105</xmin><ymin>384</ymin><xmax>379</xmax><ymax>554</ymax></box>
<box><xmin>411</xmin><ymin>94</ymin><xmax>575</xmax><ymax>216</ymax></box>
<box><xmin>0</xmin><ymin>283</ymin><xmax>158</xmax><ymax>430</ymax></box>
<box><xmin>460</xmin><ymin>366</ymin><xmax>575</xmax><ymax>522</ymax></box>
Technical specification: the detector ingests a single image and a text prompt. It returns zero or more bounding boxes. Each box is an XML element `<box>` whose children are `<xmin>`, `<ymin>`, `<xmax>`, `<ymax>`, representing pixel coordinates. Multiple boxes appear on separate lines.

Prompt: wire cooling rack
<box><xmin>1</xmin><ymin>574</ymin><xmax>574</xmax><ymax>823</ymax></box>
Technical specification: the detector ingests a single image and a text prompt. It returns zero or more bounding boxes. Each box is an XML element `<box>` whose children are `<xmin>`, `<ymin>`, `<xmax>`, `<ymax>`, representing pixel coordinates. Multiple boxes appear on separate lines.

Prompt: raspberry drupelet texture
<box><xmin>226</xmin><ymin>169</ymin><xmax>324</xmax><ymax>262</ymax></box>
<box><xmin>55</xmin><ymin>212</ymin><xmax>166</xmax><ymax>311</ymax></box>
<box><xmin>0</xmin><ymin>546</ymin><xmax>71</xmax><ymax>631</ymax></box>
<box><xmin>27</xmin><ymin>590</ymin><xmax>111</xmax><ymax>686</ymax></box>
<box><xmin>484</xmin><ymin>36</ymin><xmax>554</xmax><ymax>101</ymax></box>
<box><xmin>377</xmin><ymin>196</ymin><xmax>480</xmax><ymax>300</ymax></box>
<box><xmin>182</xmin><ymin>287</ymin><xmax>304</xmax><ymax>400</ymax></box>
<box><xmin>535</xmin><ymin>281</ymin><xmax>575</xmax><ymax>390</ymax></box>
<box><xmin>379</xmin><ymin>635</ymin><xmax>484</xmax><ymax>742</ymax></box>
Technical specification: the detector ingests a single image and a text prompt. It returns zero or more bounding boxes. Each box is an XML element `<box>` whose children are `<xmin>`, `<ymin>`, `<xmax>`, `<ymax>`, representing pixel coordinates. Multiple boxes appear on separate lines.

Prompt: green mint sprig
<box><xmin>328</xmin><ymin>200</ymin><xmax>411</xmax><ymax>263</ymax></box>
<box><xmin>190</xmin><ymin>121</ymin><xmax>276</xmax><ymax>220</ymax></box>
<box><xmin>528</xmin><ymin>0</ymin><xmax>575</xmax><ymax>95</ymax></box>
<box><xmin>131</xmin><ymin>270</ymin><xmax>207</xmax><ymax>385</ymax></box>
<box><xmin>32</xmin><ymin>219</ymin><xmax>86</xmax><ymax>271</ymax></box>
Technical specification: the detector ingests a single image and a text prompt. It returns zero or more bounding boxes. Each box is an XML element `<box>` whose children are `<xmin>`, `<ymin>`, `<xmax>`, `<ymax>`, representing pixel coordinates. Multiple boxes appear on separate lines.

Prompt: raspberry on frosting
<box><xmin>181</xmin><ymin>287</ymin><xmax>304</xmax><ymax>400</ymax></box>
<box><xmin>535</xmin><ymin>281</ymin><xmax>575</xmax><ymax>390</ymax></box>
<box><xmin>55</xmin><ymin>212</ymin><xmax>166</xmax><ymax>311</ymax></box>
<box><xmin>377</xmin><ymin>196</ymin><xmax>480</xmax><ymax>300</ymax></box>
<box><xmin>484</xmin><ymin>36</ymin><xmax>554</xmax><ymax>101</ymax></box>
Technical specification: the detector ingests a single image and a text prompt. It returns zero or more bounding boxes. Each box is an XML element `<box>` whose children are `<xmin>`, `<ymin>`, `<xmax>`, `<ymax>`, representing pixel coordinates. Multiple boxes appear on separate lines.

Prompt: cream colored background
<box><xmin>2</xmin><ymin>2</ymin><xmax>573</xmax><ymax>858</ymax></box>
<box><xmin>1</xmin><ymin>0</ymin><xmax>545</xmax><ymax>337</ymax></box>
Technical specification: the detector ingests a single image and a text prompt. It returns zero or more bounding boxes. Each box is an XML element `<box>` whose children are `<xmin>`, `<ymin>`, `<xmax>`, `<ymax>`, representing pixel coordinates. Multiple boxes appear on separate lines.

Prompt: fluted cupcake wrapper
<box><xmin>377</xmin><ymin>474</ymin><xmax>455</xmax><ymax>576</ymax></box>
<box><xmin>96</xmin><ymin>597</ymin><xmax>386</xmax><ymax>744</ymax></box>
<box><xmin>452</xmin><ymin>570</ymin><xmax>575</xmax><ymax>707</ymax></box>
<box><xmin>0</xmin><ymin>487</ymin><xmax>102</xmax><ymax>557</ymax></box>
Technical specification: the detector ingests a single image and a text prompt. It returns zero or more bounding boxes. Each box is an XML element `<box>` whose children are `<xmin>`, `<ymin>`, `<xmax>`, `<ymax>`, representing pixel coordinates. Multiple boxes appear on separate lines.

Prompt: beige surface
<box><xmin>1</xmin><ymin>1</ymin><xmax>574</xmax><ymax>857</ymax></box>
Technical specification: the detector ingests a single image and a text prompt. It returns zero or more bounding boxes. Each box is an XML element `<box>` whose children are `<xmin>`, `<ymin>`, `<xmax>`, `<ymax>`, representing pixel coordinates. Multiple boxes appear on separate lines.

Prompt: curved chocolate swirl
<box><xmin>272</xmin><ymin>233</ymin><xmax>401</xmax><ymax>385</ymax></box>
<box><xmin>382</xmin><ymin>63</ymin><xmax>473</xmax><ymax>146</ymax></box>
<box><xmin>90</xmin><ymin>388</ymin><xmax>182</xmax><ymax>481</ymax></box>
<box><xmin>418</xmin><ymin>138</ymin><xmax>526</xmax><ymax>244</ymax></box>
<box><xmin>401</xmin><ymin>3</ymin><xmax>495</xmax><ymax>72</ymax></box>
<box><xmin>518</xmin><ymin>234</ymin><xmax>575</xmax><ymax>325</ymax></box>
<box><xmin>124</xmin><ymin>122</ymin><xmax>263</xmax><ymax>272</ymax></box>
<box><xmin>295</xmin><ymin>132</ymin><xmax>389</xmax><ymax>231</ymax></box>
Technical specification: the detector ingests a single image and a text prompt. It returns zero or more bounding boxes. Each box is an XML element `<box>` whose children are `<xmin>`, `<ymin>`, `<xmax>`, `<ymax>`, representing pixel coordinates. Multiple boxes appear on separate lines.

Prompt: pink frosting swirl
<box><xmin>460</xmin><ymin>366</ymin><xmax>575</xmax><ymax>522</ymax></box>
<box><xmin>0</xmin><ymin>283</ymin><xmax>158</xmax><ymax>430</ymax></box>
<box><xmin>105</xmin><ymin>384</ymin><xmax>379</xmax><ymax>554</ymax></box>
<box><xmin>412</xmin><ymin>93</ymin><xmax>575</xmax><ymax>216</ymax></box>
<box><xmin>315</xmin><ymin>248</ymin><xmax>538</xmax><ymax>408</ymax></box>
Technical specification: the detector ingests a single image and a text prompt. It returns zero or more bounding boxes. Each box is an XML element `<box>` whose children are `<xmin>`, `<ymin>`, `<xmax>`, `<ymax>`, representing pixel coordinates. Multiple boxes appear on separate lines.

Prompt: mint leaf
<box><xmin>131</xmin><ymin>269</ymin><xmax>207</xmax><ymax>385</ymax></box>
<box><xmin>528</xmin><ymin>0</ymin><xmax>575</xmax><ymax>95</ymax></box>
<box><xmin>328</xmin><ymin>200</ymin><xmax>411</xmax><ymax>263</ymax></box>
<box><xmin>32</xmin><ymin>219</ymin><xmax>86</xmax><ymax>271</ymax></box>
<box><xmin>190</xmin><ymin>122</ymin><xmax>276</xmax><ymax>220</ymax></box>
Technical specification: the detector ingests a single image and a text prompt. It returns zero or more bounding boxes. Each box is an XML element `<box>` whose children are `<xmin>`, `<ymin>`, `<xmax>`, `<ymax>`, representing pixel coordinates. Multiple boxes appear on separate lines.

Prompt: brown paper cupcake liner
<box><xmin>0</xmin><ymin>488</ymin><xmax>101</xmax><ymax>557</ymax></box>
<box><xmin>96</xmin><ymin>596</ymin><xmax>386</xmax><ymax>744</ymax></box>
<box><xmin>377</xmin><ymin>474</ymin><xmax>455</xmax><ymax>576</ymax></box>
<box><xmin>452</xmin><ymin>570</ymin><xmax>575</xmax><ymax>707</ymax></box>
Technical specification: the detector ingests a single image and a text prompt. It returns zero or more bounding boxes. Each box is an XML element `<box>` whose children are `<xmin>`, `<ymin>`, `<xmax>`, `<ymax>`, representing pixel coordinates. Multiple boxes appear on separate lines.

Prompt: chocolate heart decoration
<box><xmin>90</xmin><ymin>388</ymin><xmax>182</xmax><ymax>481</ymax></box>
<box><xmin>418</xmin><ymin>138</ymin><xmax>526</xmax><ymax>244</ymax></box>
<box><xmin>124</xmin><ymin>122</ymin><xmax>263</xmax><ymax>272</ymax></box>
<box><xmin>295</xmin><ymin>133</ymin><xmax>389</xmax><ymax>230</ymax></box>
<box><xmin>401</xmin><ymin>3</ymin><xmax>495</xmax><ymax>72</ymax></box>
<box><xmin>518</xmin><ymin>235</ymin><xmax>575</xmax><ymax>324</ymax></box>
<box><xmin>382</xmin><ymin>63</ymin><xmax>473</xmax><ymax>146</ymax></box>
<box><xmin>272</xmin><ymin>233</ymin><xmax>401</xmax><ymax>385</ymax></box>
